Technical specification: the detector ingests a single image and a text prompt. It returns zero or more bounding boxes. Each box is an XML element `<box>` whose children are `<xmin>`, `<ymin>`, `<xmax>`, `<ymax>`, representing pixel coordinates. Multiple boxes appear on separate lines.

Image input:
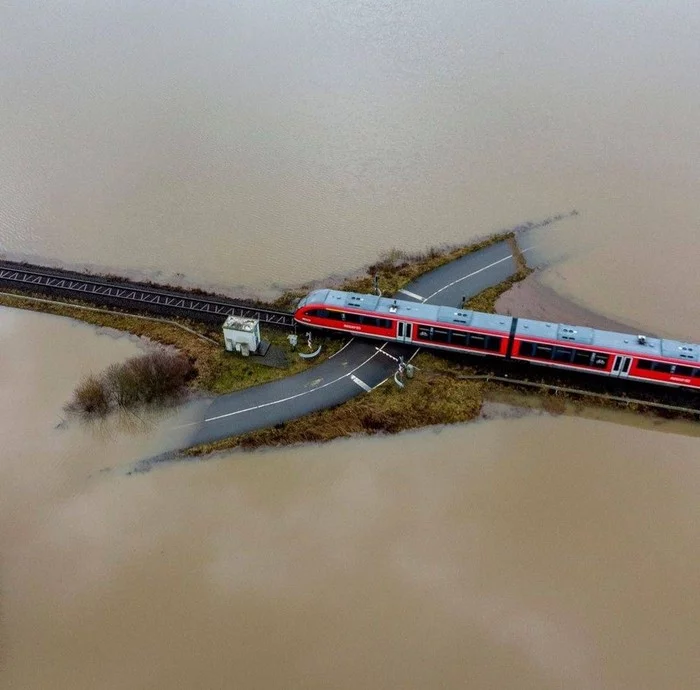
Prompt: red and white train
<box><xmin>295</xmin><ymin>289</ymin><xmax>700</xmax><ymax>391</ymax></box>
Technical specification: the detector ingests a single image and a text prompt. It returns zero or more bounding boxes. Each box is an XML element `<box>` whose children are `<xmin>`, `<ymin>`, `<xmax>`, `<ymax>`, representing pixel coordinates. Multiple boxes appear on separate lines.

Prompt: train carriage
<box><xmin>511</xmin><ymin>318</ymin><xmax>700</xmax><ymax>389</ymax></box>
<box><xmin>295</xmin><ymin>289</ymin><xmax>513</xmax><ymax>358</ymax></box>
<box><xmin>295</xmin><ymin>289</ymin><xmax>700</xmax><ymax>393</ymax></box>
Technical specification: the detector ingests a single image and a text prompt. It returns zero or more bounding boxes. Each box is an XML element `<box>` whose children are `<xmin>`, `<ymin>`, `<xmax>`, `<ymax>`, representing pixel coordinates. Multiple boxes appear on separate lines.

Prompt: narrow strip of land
<box><xmin>184</xmin><ymin>240</ymin><xmax>518</xmax><ymax>448</ymax></box>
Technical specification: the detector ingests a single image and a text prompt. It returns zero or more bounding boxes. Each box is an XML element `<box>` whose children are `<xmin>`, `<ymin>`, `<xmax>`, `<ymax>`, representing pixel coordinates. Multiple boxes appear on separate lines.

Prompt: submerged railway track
<box><xmin>0</xmin><ymin>260</ymin><xmax>295</xmax><ymax>328</ymax></box>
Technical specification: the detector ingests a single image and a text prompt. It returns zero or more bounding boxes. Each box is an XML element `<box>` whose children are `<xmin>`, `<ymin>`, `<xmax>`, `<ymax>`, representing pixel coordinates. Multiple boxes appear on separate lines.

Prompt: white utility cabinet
<box><xmin>223</xmin><ymin>315</ymin><xmax>260</xmax><ymax>356</ymax></box>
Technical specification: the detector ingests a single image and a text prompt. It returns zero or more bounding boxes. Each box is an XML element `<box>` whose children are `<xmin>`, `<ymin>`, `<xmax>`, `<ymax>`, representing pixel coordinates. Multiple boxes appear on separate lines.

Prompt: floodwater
<box><xmin>0</xmin><ymin>1</ymin><xmax>698</xmax><ymax>325</ymax></box>
<box><xmin>2</xmin><ymin>307</ymin><xmax>700</xmax><ymax>690</ymax></box>
<box><xmin>2</xmin><ymin>1</ymin><xmax>700</xmax><ymax>688</ymax></box>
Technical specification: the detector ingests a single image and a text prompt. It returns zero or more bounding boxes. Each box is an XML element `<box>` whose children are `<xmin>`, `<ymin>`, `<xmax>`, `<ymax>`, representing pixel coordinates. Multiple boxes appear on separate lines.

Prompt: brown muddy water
<box><xmin>2</xmin><ymin>308</ymin><xmax>700</xmax><ymax>689</ymax></box>
<box><xmin>2</xmin><ymin>1</ymin><xmax>700</xmax><ymax>687</ymax></box>
<box><xmin>0</xmin><ymin>1</ymin><xmax>698</xmax><ymax>325</ymax></box>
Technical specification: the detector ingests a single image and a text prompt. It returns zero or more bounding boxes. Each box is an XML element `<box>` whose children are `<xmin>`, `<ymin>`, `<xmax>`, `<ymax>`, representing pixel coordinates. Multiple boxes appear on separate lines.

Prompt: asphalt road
<box><xmin>185</xmin><ymin>239</ymin><xmax>517</xmax><ymax>447</ymax></box>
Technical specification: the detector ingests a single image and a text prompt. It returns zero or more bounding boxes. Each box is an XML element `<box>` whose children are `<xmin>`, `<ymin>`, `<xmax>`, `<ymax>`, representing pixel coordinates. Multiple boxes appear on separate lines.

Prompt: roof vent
<box><xmin>389</xmin><ymin>300</ymin><xmax>398</xmax><ymax>313</ymax></box>
<box><xmin>638</xmin><ymin>335</ymin><xmax>647</xmax><ymax>345</ymax></box>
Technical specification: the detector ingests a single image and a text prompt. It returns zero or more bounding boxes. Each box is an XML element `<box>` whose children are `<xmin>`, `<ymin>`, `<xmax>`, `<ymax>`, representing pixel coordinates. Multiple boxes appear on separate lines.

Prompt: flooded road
<box><xmin>2</xmin><ymin>1</ymin><xmax>700</xmax><ymax>687</ymax></box>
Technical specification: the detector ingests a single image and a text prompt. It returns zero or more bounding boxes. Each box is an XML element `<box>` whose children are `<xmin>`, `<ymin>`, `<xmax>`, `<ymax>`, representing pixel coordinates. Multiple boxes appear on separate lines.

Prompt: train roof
<box><xmin>312</xmin><ymin>289</ymin><xmax>514</xmax><ymax>334</ymax></box>
<box><xmin>515</xmin><ymin>318</ymin><xmax>699</xmax><ymax>363</ymax></box>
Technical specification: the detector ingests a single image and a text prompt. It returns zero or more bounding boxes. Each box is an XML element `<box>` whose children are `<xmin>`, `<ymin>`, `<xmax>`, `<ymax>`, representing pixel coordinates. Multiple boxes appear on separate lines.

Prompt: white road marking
<box><xmin>350</xmin><ymin>374</ymin><xmax>372</xmax><ymax>392</ymax></box>
<box><xmin>203</xmin><ymin>343</ymin><xmax>390</xmax><ymax>424</ymax></box>
<box><xmin>398</xmin><ymin>288</ymin><xmax>424</xmax><ymax>301</ymax></box>
<box><xmin>421</xmin><ymin>246</ymin><xmax>534</xmax><ymax>304</ymax></box>
<box><xmin>422</xmin><ymin>254</ymin><xmax>511</xmax><ymax>303</ymax></box>
<box><xmin>329</xmin><ymin>337</ymin><xmax>354</xmax><ymax>358</ymax></box>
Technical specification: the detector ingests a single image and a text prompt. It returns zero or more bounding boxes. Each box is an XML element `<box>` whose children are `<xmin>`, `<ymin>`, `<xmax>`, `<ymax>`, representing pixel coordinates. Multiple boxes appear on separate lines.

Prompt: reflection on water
<box><xmin>2</xmin><ymin>307</ymin><xmax>700</xmax><ymax>689</ymax></box>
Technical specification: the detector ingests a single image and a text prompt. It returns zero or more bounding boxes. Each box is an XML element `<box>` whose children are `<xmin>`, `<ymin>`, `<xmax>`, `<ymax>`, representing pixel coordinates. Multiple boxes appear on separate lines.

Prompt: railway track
<box><xmin>0</xmin><ymin>261</ymin><xmax>295</xmax><ymax>328</ymax></box>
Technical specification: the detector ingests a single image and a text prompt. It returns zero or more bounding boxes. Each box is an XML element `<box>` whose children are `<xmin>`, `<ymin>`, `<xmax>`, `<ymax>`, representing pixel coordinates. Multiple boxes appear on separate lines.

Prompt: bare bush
<box><xmin>66</xmin><ymin>374</ymin><xmax>110</xmax><ymax>417</ymax></box>
<box><xmin>66</xmin><ymin>349</ymin><xmax>194</xmax><ymax>417</ymax></box>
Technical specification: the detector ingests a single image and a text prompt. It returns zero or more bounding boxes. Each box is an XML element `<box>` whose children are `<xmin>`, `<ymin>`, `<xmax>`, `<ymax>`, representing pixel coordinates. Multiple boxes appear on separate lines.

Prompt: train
<box><xmin>294</xmin><ymin>288</ymin><xmax>700</xmax><ymax>392</ymax></box>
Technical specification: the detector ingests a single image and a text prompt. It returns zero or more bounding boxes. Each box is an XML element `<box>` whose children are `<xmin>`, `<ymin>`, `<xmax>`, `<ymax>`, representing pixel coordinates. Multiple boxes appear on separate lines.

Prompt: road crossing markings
<box><xmin>350</xmin><ymin>374</ymin><xmax>372</xmax><ymax>392</ymax></box>
<box><xmin>398</xmin><ymin>288</ymin><xmax>424</xmax><ymax>301</ymax></box>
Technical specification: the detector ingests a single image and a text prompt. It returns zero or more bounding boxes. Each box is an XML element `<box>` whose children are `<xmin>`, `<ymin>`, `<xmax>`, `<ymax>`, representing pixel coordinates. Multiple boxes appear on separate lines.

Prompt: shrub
<box><xmin>66</xmin><ymin>349</ymin><xmax>194</xmax><ymax>417</ymax></box>
<box><xmin>67</xmin><ymin>374</ymin><xmax>110</xmax><ymax>417</ymax></box>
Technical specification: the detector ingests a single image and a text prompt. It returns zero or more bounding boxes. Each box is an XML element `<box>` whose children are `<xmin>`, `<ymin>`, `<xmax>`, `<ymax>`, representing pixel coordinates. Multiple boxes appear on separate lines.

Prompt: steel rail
<box><xmin>0</xmin><ymin>262</ymin><xmax>295</xmax><ymax>328</ymax></box>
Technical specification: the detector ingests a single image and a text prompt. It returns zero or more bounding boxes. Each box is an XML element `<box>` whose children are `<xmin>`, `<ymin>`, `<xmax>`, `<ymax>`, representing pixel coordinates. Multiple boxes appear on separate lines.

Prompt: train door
<box><xmin>612</xmin><ymin>355</ymin><xmax>632</xmax><ymax>378</ymax></box>
<box><xmin>397</xmin><ymin>321</ymin><xmax>413</xmax><ymax>343</ymax></box>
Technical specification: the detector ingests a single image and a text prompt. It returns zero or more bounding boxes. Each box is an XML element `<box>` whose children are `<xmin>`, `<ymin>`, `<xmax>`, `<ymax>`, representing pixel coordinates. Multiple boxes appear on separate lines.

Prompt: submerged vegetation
<box><xmin>66</xmin><ymin>349</ymin><xmax>194</xmax><ymax>417</ymax></box>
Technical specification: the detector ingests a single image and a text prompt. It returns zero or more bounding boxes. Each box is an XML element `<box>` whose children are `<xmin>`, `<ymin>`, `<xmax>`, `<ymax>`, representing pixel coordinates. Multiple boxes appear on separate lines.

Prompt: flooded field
<box><xmin>0</xmin><ymin>1</ymin><xmax>697</xmax><ymax>324</ymax></box>
<box><xmin>2</xmin><ymin>1</ymin><xmax>700</xmax><ymax>687</ymax></box>
<box><xmin>2</xmin><ymin>307</ymin><xmax>700</xmax><ymax>689</ymax></box>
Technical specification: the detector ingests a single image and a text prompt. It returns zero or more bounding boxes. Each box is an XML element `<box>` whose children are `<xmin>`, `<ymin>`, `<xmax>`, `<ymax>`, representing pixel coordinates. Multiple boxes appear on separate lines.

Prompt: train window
<box><xmin>674</xmin><ymin>365</ymin><xmax>694</xmax><ymax>376</ymax></box>
<box><xmin>305</xmin><ymin>309</ymin><xmax>326</xmax><ymax>318</ymax></box>
<box><xmin>573</xmin><ymin>349</ymin><xmax>593</xmax><ymax>365</ymax></box>
<box><xmin>432</xmin><ymin>328</ymin><xmax>449</xmax><ymax>343</ymax></box>
<box><xmin>469</xmin><ymin>334</ymin><xmax>487</xmax><ymax>349</ymax></box>
<box><xmin>534</xmin><ymin>344</ymin><xmax>554</xmax><ymax>359</ymax></box>
<box><xmin>417</xmin><ymin>325</ymin><xmax>431</xmax><ymax>340</ymax></box>
<box><xmin>518</xmin><ymin>341</ymin><xmax>537</xmax><ymax>357</ymax></box>
<box><xmin>326</xmin><ymin>310</ymin><xmax>344</xmax><ymax>321</ymax></box>
<box><xmin>591</xmin><ymin>353</ymin><xmax>609</xmax><ymax>368</ymax></box>
<box><xmin>450</xmin><ymin>331</ymin><xmax>468</xmax><ymax>346</ymax></box>
<box><xmin>693</xmin><ymin>369</ymin><xmax>700</xmax><ymax>378</ymax></box>
<box><xmin>553</xmin><ymin>347</ymin><xmax>573</xmax><ymax>363</ymax></box>
<box><xmin>362</xmin><ymin>317</ymin><xmax>391</xmax><ymax>329</ymax></box>
<box><xmin>636</xmin><ymin>359</ymin><xmax>653</xmax><ymax>370</ymax></box>
<box><xmin>485</xmin><ymin>336</ymin><xmax>502</xmax><ymax>352</ymax></box>
<box><xmin>344</xmin><ymin>312</ymin><xmax>362</xmax><ymax>324</ymax></box>
<box><xmin>653</xmin><ymin>362</ymin><xmax>673</xmax><ymax>374</ymax></box>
